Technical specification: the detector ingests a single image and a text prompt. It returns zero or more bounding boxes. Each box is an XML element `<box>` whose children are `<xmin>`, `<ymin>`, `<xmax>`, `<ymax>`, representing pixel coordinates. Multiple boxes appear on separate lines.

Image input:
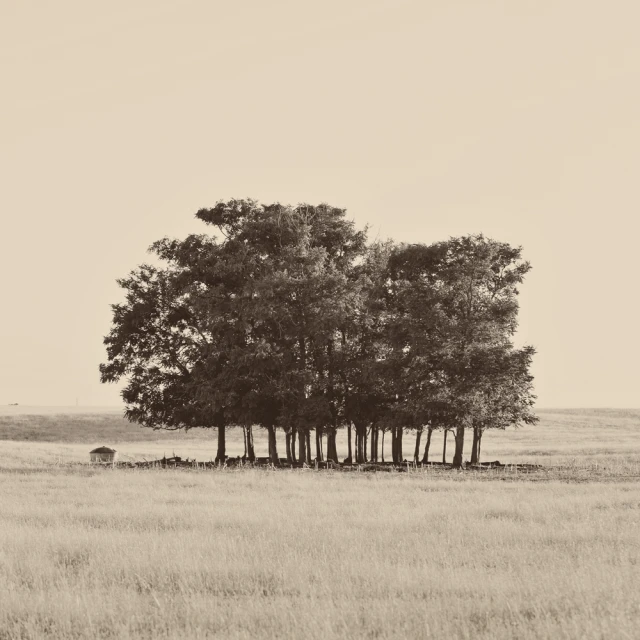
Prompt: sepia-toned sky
<box><xmin>1</xmin><ymin>0</ymin><xmax>639</xmax><ymax>408</ymax></box>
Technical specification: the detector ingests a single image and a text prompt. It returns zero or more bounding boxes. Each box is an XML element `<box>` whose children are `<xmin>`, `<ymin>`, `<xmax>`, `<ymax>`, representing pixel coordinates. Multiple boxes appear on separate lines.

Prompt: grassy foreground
<box><xmin>1</xmin><ymin>410</ymin><xmax>639</xmax><ymax>639</ymax></box>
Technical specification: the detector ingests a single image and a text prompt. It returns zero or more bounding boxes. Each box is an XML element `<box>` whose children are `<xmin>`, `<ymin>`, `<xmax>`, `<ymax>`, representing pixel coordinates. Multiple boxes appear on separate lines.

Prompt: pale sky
<box><xmin>1</xmin><ymin>0</ymin><xmax>638</xmax><ymax>408</ymax></box>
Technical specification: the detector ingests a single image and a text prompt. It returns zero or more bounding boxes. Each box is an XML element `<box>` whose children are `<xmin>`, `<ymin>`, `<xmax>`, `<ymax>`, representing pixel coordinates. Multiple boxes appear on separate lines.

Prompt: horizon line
<box><xmin>2</xmin><ymin>404</ymin><xmax>639</xmax><ymax>411</ymax></box>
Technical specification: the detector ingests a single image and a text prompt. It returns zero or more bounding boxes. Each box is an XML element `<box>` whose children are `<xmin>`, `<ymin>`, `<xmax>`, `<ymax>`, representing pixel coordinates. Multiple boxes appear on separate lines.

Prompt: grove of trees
<box><xmin>100</xmin><ymin>199</ymin><xmax>537</xmax><ymax>467</ymax></box>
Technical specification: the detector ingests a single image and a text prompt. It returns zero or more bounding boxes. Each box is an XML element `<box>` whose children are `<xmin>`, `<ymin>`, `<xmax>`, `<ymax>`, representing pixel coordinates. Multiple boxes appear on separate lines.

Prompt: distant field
<box><xmin>1</xmin><ymin>408</ymin><xmax>640</xmax><ymax>467</ymax></box>
<box><xmin>0</xmin><ymin>409</ymin><xmax>639</xmax><ymax>639</ymax></box>
<box><xmin>0</xmin><ymin>405</ymin><xmax>122</xmax><ymax>416</ymax></box>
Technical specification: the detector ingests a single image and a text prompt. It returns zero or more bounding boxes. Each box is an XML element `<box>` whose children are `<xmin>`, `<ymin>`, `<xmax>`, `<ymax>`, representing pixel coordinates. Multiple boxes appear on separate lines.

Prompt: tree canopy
<box><xmin>100</xmin><ymin>199</ymin><xmax>537</xmax><ymax>466</ymax></box>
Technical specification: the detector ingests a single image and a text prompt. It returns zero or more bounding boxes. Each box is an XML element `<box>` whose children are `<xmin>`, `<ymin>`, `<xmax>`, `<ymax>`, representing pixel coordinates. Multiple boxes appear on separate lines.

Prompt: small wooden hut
<box><xmin>90</xmin><ymin>446</ymin><xmax>118</xmax><ymax>463</ymax></box>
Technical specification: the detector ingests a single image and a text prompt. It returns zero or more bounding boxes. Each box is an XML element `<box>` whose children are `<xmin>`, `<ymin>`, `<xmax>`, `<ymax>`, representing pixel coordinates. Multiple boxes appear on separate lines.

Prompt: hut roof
<box><xmin>90</xmin><ymin>446</ymin><xmax>117</xmax><ymax>454</ymax></box>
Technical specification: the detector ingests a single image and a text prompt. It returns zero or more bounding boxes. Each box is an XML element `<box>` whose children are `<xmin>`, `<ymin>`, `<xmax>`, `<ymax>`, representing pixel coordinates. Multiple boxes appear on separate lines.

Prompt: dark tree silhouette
<box><xmin>101</xmin><ymin>202</ymin><xmax>537</xmax><ymax>468</ymax></box>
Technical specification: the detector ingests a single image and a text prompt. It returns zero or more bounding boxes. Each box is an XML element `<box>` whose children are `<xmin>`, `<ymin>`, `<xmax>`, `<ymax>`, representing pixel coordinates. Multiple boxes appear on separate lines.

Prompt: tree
<box><xmin>339</xmin><ymin>241</ymin><xmax>393</xmax><ymax>464</ymax></box>
<box><xmin>467</xmin><ymin>345</ymin><xmax>538</xmax><ymax>463</ymax></box>
<box><xmin>99</xmin><ymin>242</ymin><xmax>239</xmax><ymax>460</ymax></box>
<box><xmin>194</xmin><ymin>200</ymin><xmax>369</xmax><ymax>464</ymax></box>
<box><xmin>102</xmin><ymin>202</ymin><xmax>536</xmax><ymax>469</ymax></box>
<box><xmin>386</xmin><ymin>235</ymin><xmax>535</xmax><ymax>467</ymax></box>
<box><xmin>101</xmin><ymin>199</ymin><xmax>370</xmax><ymax>464</ymax></box>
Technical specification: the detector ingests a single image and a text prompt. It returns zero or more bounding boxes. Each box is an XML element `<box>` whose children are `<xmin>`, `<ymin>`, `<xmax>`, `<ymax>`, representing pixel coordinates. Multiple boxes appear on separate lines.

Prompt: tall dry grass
<box><xmin>0</xmin><ymin>409</ymin><xmax>639</xmax><ymax>639</ymax></box>
<box><xmin>1</xmin><ymin>469</ymin><xmax>639</xmax><ymax>639</ymax></box>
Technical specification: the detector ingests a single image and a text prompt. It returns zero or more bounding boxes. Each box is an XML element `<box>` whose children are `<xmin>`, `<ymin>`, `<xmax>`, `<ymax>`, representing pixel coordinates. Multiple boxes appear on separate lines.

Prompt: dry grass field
<box><xmin>1</xmin><ymin>409</ymin><xmax>639</xmax><ymax>639</ymax></box>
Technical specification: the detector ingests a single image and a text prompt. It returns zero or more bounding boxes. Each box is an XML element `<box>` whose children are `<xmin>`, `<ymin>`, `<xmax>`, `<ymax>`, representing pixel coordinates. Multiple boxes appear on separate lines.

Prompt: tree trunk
<box><xmin>361</xmin><ymin>425</ymin><xmax>366</xmax><ymax>463</ymax></box>
<box><xmin>326</xmin><ymin>429</ymin><xmax>338</xmax><ymax>462</ymax></box>
<box><xmin>305</xmin><ymin>430</ymin><xmax>312</xmax><ymax>465</ymax></box>
<box><xmin>291</xmin><ymin>429</ymin><xmax>297</xmax><ymax>464</ymax></box>
<box><xmin>346</xmin><ymin>424</ymin><xmax>353</xmax><ymax>463</ymax></box>
<box><xmin>285</xmin><ymin>430</ymin><xmax>292</xmax><ymax>464</ymax></box>
<box><xmin>370</xmin><ymin>425</ymin><xmax>378</xmax><ymax>462</ymax></box>
<box><xmin>216</xmin><ymin>424</ymin><xmax>226</xmax><ymax>462</ymax></box>
<box><xmin>242</xmin><ymin>425</ymin><xmax>248</xmax><ymax>459</ymax></box>
<box><xmin>477</xmin><ymin>430</ymin><xmax>483</xmax><ymax>464</ymax></box>
<box><xmin>375</xmin><ymin>427</ymin><xmax>380</xmax><ymax>462</ymax></box>
<box><xmin>396</xmin><ymin>427</ymin><xmax>403</xmax><ymax>462</ymax></box>
<box><xmin>246</xmin><ymin>424</ymin><xmax>255</xmax><ymax>462</ymax></box>
<box><xmin>267</xmin><ymin>424</ymin><xmax>279</xmax><ymax>465</ymax></box>
<box><xmin>442</xmin><ymin>429</ymin><xmax>448</xmax><ymax>464</ymax></box>
<box><xmin>391</xmin><ymin>426</ymin><xmax>404</xmax><ymax>463</ymax></box>
<box><xmin>315</xmin><ymin>428</ymin><xmax>323</xmax><ymax>462</ymax></box>
<box><xmin>422</xmin><ymin>427</ymin><xmax>433</xmax><ymax>463</ymax></box>
<box><xmin>298</xmin><ymin>428</ymin><xmax>307</xmax><ymax>465</ymax></box>
<box><xmin>381</xmin><ymin>429</ymin><xmax>385</xmax><ymax>462</ymax></box>
<box><xmin>452</xmin><ymin>424</ymin><xmax>465</xmax><ymax>468</ymax></box>
<box><xmin>355</xmin><ymin>422</ymin><xmax>367</xmax><ymax>464</ymax></box>
<box><xmin>414</xmin><ymin>427</ymin><xmax>423</xmax><ymax>463</ymax></box>
<box><xmin>470</xmin><ymin>426</ymin><xmax>480</xmax><ymax>464</ymax></box>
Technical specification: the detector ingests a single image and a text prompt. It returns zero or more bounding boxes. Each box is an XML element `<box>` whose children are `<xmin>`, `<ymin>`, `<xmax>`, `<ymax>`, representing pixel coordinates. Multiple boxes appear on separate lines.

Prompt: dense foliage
<box><xmin>100</xmin><ymin>200</ymin><xmax>537</xmax><ymax>466</ymax></box>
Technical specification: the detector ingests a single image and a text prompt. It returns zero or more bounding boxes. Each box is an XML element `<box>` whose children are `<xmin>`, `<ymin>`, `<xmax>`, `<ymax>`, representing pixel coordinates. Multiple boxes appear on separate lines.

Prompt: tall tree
<box><xmin>194</xmin><ymin>200</ymin><xmax>369</xmax><ymax>464</ymax></box>
<box><xmin>102</xmin><ymin>203</ymin><xmax>536</xmax><ymax>470</ymax></box>
<box><xmin>467</xmin><ymin>345</ymin><xmax>538</xmax><ymax>463</ymax></box>
<box><xmin>340</xmin><ymin>241</ymin><xmax>393</xmax><ymax>463</ymax></box>
<box><xmin>101</xmin><ymin>199</ymin><xmax>369</xmax><ymax>462</ymax></box>
<box><xmin>386</xmin><ymin>235</ymin><xmax>535</xmax><ymax>467</ymax></box>
<box><xmin>99</xmin><ymin>237</ymin><xmax>242</xmax><ymax>460</ymax></box>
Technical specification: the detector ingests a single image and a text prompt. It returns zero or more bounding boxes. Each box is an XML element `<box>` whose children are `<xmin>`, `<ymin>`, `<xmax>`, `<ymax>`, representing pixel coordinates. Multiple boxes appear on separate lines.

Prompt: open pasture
<box><xmin>0</xmin><ymin>409</ymin><xmax>639</xmax><ymax>639</ymax></box>
<box><xmin>1</xmin><ymin>407</ymin><xmax>640</xmax><ymax>469</ymax></box>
